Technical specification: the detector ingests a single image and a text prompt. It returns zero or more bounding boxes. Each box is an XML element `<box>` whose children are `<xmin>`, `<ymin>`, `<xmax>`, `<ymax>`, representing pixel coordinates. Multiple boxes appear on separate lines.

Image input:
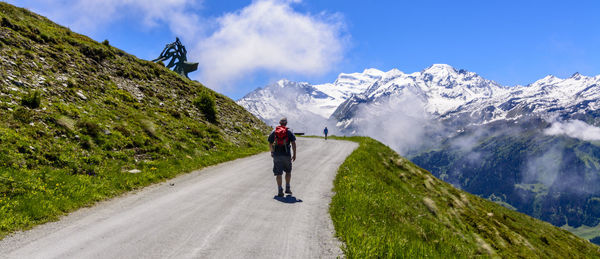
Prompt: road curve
<box><xmin>0</xmin><ymin>138</ymin><xmax>357</xmax><ymax>259</ymax></box>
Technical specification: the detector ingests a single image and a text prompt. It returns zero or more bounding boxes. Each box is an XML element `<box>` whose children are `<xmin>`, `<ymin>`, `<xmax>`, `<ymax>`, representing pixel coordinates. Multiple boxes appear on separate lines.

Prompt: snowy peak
<box><xmin>420</xmin><ymin>64</ymin><xmax>462</xmax><ymax>83</ymax></box>
<box><xmin>423</xmin><ymin>63</ymin><xmax>458</xmax><ymax>75</ymax></box>
<box><xmin>276</xmin><ymin>79</ymin><xmax>290</xmax><ymax>87</ymax></box>
<box><xmin>419</xmin><ymin>64</ymin><xmax>494</xmax><ymax>87</ymax></box>
<box><xmin>383</xmin><ymin>68</ymin><xmax>405</xmax><ymax>78</ymax></box>
<box><xmin>333</xmin><ymin>68</ymin><xmax>385</xmax><ymax>86</ymax></box>
<box><xmin>274</xmin><ymin>79</ymin><xmax>310</xmax><ymax>88</ymax></box>
<box><xmin>530</xmin><ymin>72</ymin><xmax>598</xmax><ymax>87</ymax></box>
<box><xmin>363</xmin><ymin>68</ymin><xmax>386</xmax><ymax>75</ymax></box>
<box><xmin>529</xmin><ymin>73</ymin><xmax>599</xmax><ymax>89</ymax></box>
<box><xmin>533</xmin><ymin>75</ymin><xmax>559</xmax><ymax>85</ymax></box>
<box><xmin>315</xmin><ymin>68</ymin><xmax>385</xmax><ymax>104</ymax></box>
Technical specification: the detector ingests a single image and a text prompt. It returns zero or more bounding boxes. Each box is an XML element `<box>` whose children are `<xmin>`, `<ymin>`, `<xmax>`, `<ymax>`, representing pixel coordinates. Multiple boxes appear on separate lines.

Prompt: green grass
<box><xmin>330</xmin><ymin>136</ymin><xmax>600</xmax><ymax>258</ymax></box>
<box><xmin>0</xmin><ymin>2</ymin><xmax>271</xmax><ymax>239</ymax></box>
<box><xmin>0</xmin><ymin>144</ymin><xmax>267</xmax><ymax>238</ymax></box>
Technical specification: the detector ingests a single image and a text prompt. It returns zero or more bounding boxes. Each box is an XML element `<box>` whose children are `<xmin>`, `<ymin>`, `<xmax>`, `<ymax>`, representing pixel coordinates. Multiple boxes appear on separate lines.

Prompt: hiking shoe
<box><xmin>285</xmin><ymin>186</ymin><xmax>292</xmax><ymax>195</ymax></box>
<box><xmin>277</xmin><ymin>188</ymin><xmax>284</xmax><ymax>197</ymax></box>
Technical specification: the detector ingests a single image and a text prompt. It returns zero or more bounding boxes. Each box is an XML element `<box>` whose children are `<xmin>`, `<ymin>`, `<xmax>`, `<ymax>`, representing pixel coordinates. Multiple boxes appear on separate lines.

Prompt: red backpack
<box><xmin>274</xmin><ymin>126</ymin><xmax>288</xmax><ymax>146</ymax></box>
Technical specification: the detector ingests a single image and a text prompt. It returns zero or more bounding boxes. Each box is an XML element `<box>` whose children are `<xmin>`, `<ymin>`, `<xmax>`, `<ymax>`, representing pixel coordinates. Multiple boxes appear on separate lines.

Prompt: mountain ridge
<box><xmin>238</xmin><ymin>64</ymin><xmax>600</xmax><ymax>133</ymax></box>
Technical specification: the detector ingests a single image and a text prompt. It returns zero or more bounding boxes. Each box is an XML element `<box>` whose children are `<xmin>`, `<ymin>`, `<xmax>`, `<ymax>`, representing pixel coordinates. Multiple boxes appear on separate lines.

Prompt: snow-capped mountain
<box><xmin>238</xmin><ymin>64</ymin><xmax>600</xmax><ymax>134</ymax></box>
<box><xmin>454</xmin><ymin>72</ymin><xmax>600</xmax><ymax>124</ymax></box>
<box><xmin>333</xmin><ymin>64</ymin><xmax>600</xmax><ymax>133</ymax></box>
<box><xmin>332</xmin><ymin>64</ymin><xmax>508</xmax><ymax>131</ymax></box>
<box><xmin>237</xmin><ymin>68</ymin><xmax>384</xmax><ymax>133</ymax></box>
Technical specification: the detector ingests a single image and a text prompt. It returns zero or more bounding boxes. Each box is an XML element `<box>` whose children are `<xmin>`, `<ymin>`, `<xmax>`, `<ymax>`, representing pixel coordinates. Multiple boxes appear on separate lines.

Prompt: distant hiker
<box><xmin>323</xmin><ymin>127</ymin><xmax>328</xmax><ymax>140</ymax></box>
<box><xmin>268</xmin><ymin>117</ymin><xmax>297</xmax><ymax>197</ymax></box>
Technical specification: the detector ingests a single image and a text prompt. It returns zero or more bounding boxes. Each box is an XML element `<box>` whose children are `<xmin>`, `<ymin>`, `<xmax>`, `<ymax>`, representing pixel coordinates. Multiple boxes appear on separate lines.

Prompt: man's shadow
<box><xmin>273</xmin><ymin>195</ymin><xmax>303</xmax><ymax>204</ymax></box>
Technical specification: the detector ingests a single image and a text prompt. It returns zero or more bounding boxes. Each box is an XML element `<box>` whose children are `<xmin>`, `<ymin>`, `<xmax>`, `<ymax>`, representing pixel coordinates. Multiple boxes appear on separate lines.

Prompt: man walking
<box><xmin>323</xmin><ymin>127</ymin><xmax>328</xmax><ymax>140</ymax></box>
<box><xmin>268</xmin><ymin>117</ymin><xmax>297</xmax><ymax>197</ymax></box>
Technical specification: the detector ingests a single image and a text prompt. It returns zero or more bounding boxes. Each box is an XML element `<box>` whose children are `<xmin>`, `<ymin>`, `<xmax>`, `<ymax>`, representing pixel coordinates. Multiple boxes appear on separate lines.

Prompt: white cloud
<box><xmin>194</xmin><ymin>0</ymin><xmax>346</xmax><ymax>90</ymax></box>
<box><xmin>523</xmin><ymin>146</ymin><xmax>561</xmax><ymax>187</ymax></box>
<box><xmin>350</xmin><ymin>93</ymin><xmax>440</xmax><ymax>155</ymax></box>
<box><xmin>544</xmin><ymin>119</ymin><xmax>600</xmax><ymax>141</ymax></box>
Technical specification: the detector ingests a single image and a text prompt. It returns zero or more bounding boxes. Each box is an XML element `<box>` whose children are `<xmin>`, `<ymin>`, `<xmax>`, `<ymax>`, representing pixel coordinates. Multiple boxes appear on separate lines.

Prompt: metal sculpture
<box><xmin>152</xmin><ymin>37</ymin><xmax>198</xmax><ymax>78</ymax></box>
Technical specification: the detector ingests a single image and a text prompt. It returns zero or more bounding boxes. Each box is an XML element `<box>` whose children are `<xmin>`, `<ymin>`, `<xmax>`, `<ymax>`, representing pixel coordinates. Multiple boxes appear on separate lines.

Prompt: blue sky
<box><xmin>7</xmin><ymin>0</ymin><xmax>600</xmax><ymax>100</ymax></box>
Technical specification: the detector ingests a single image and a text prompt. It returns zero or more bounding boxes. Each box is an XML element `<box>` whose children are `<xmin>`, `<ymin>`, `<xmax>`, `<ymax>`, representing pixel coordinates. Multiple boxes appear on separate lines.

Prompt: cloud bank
<box><xmin>350</xmin><ymin>93</ymin><xmax>440</xmax><ymax>155</ymax></box>
<box><xmin>10</xmin><ymin>0</ymin><xmax>347</xmax><ymax>91</ymax></box>
<box><xmin>544</xmin><ymin>119</ymin><xmax>600</xmax><ymax>141</ymax></box>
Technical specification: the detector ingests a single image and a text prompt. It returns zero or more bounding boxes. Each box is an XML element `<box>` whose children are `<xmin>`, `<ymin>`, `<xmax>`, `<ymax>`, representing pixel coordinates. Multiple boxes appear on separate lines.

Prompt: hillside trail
<box><xmin>0</xmin><ymin>138</ymin><xmax>357</xmax><ymax>259</ymax></box>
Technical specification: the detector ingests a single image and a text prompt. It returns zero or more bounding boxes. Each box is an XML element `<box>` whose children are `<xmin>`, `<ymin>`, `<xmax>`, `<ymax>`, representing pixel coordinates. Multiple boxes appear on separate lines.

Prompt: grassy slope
<box><xmin>330</xmin><ymin>136</ymin><xmax>600</xmax><ymax>258</ymax></box>
<box><xmin>0</xmin><ymin>3</ymin><xmax>270</xmax><ymax>239</ymax></box>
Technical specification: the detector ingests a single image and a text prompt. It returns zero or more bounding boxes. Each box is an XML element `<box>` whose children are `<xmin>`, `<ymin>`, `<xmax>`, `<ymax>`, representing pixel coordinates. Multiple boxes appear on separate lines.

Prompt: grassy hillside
<box><xmin>330</xmin><ymin>136</ymin><xmax>600</xmax><ymax>258</ymax></box>
<box><xmin>0</xmin><ymin>2</ymin><xmax>270</xmax><ymax>239</ymax></box>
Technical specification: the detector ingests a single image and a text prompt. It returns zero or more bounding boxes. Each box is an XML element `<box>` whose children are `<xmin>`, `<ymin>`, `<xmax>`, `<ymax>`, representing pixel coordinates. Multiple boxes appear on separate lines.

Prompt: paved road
<box><xmin>0</xmin><ymin>138</ymin><xmax>357</xmax><ymax>259</ymax></box>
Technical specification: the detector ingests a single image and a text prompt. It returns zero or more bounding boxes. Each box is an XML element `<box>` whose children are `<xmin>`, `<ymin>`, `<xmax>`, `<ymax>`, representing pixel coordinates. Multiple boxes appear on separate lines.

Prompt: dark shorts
<box><xmin>273</xmin><ymin>155</ymin><xmax>292</xmax><ymax>176</ymax></box>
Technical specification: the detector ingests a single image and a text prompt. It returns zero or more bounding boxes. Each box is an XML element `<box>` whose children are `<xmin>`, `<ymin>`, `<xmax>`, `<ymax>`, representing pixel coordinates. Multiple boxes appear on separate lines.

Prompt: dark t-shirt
<box><xmin>268</xmin><ymin>128</ymin><xmax>296</xmax><ymax>157</ymax></box>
